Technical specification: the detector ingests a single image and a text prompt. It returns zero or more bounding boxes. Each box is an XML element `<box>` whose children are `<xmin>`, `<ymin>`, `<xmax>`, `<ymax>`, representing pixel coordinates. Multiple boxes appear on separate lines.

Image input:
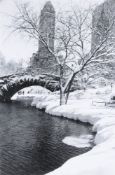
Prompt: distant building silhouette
<box><xmin>39</xmin><ymin>1</ymin><xmax>55</xmax><ymax>55</ymax></box>
<box><xmin>91</xmin><ymin>0</ymin><xmax>115</xmax><ymax>52</ymax></box>
<box><xmin>30</xmin><ymin>1</ymin><xmax>56</xmax><ymax>74</ymax></box>
<box><xmin>91</xmin><ymin>0</ymin><xmax>115</xmax><ymax>79</ymax></box>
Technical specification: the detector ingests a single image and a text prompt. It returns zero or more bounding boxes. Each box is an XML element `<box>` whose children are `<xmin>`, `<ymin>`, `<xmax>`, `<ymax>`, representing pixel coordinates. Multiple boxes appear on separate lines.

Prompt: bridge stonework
<box><xmin>0</xmin><ymin>74</ymin><xmax>60</xmax><ymax>102</ymax></box>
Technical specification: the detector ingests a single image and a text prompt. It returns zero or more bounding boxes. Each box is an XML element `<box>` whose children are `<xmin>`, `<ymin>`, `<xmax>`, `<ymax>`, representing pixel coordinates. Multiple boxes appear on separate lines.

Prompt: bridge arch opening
<box><xmin>11</xmin><ymin>86</ymin><xmax>51</xmax><ymax>101</ymax></box>
<box><xmin>0</xmin><ymin>78</ymin><xmax>59</xmax><ymax>102</ymax></box>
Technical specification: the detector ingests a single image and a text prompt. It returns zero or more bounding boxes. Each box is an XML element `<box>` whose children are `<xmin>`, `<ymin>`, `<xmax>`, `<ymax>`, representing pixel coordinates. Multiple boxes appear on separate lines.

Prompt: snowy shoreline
<box><xmin>31</xmin><ymin>89</ymin><xmax>115</xmax><ymax>175</ymax></box>
<box><xmin>13</xmin><ymin>86</ymin><xmax>115</xmax><ymax>175</ymax></box>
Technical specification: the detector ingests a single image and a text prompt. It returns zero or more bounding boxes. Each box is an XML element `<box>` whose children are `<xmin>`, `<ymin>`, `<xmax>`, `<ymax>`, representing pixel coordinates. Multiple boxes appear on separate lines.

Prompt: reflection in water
<box><xmin>0</xmin><ymin>102</ymin><xmax>93</xmax><ymax>175</ymax></box>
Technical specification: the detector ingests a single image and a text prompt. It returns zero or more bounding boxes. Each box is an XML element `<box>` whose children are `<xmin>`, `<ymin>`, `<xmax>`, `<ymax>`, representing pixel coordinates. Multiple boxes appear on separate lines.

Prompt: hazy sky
<box><xmin>0</xmin><ymin>0</ymin><xmax>105</xmax><ymax>62</ymax></box>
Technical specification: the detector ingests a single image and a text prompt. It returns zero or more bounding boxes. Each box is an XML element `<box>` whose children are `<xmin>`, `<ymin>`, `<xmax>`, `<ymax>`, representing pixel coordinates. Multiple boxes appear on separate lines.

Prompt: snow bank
<box><xmin>31</xmin><ymin>87</ymin><xmax>115</xmax><ymax>175</ymax></box>
<box><xmin>0</xmin><ymin>79</ymin><xmax>4</xmax><ymax>83</ymax></box>
<box><xmin>46</xmin><ymin>149</ymin><xmax>115</xmax><ymax>175</ymax></box>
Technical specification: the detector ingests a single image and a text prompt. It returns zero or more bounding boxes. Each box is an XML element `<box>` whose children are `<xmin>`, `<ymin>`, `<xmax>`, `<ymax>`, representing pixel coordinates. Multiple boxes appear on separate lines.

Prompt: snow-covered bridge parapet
<box><xmin>0</xmin><ymin>74</ymin><xmax>60</xmax><ymax>102</ymax></box>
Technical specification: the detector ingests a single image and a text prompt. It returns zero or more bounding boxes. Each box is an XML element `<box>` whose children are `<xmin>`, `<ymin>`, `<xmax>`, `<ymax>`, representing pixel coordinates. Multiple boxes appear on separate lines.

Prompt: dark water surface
<box><xmin>0</xmin><ymin>102</ymin><xmax>93</xmax><ymax>175</ymax></box>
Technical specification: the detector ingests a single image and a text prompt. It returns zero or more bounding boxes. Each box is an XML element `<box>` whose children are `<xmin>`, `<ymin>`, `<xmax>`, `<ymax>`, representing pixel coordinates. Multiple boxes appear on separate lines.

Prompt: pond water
<box><xmin>0</xmin><ymin>102</ymin><xmax>93</xmax><ymax>175</ymax></box>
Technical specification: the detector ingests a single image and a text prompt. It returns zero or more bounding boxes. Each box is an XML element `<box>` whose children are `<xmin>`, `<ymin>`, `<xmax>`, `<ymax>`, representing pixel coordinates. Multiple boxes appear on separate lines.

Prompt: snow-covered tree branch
<box><xmin>10</xmin><ymin>3</ymin><xmax>115</xmax><ymax>105</ymax></box>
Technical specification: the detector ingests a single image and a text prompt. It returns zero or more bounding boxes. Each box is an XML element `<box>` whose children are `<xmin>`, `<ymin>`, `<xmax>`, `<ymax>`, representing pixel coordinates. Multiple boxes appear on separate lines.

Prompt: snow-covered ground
<box><xmin>13</xmin><ymin>85</ymin><xmax>115</xmax><ymax>175</ymax></box>
<box><xmin>12</xmin><ymin>86</ymin><xmax>51</xmax><ymax>101</ymax></box>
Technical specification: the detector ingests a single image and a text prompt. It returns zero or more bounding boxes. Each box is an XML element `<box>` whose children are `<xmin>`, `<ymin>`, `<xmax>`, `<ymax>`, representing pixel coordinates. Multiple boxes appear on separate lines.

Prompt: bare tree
<box><xmin>54</xmin><ymin>7</ymin><xmax>115</xmax><ymax>104</ymax></box>
<box><xmin>11</xmin><ymin>3</ymin><xmax>115</xmax><ymax>105</ymax></box>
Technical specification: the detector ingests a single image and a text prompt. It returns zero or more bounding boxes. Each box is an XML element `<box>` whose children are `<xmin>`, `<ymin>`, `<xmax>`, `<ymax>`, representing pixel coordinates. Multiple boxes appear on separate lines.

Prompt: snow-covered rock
<box><xmin>62</xmin><ymin>135</ymin><xmax>93</xmax><ymax>148</ymax></box>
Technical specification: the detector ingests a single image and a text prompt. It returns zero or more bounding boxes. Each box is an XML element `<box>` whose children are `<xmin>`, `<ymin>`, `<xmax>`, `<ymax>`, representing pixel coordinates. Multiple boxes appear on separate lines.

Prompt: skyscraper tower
<box><xmin>91</xmin><ymin>0</ymin><xmax>115</xmax><ymax>52</ymax></box>
<box><xmin>30</xmin><ymin>1</ymin><xmax>56</xmax><ymax>74</ymax></box>
<box><xmin>29</xmin><ymin>1</ymin><xmax>57</xmax><ymax>74</ymax></box>
<box><xmin>38</xmin><ymin>1</ymin><xmax>55</xmax><ymax>54</ymax></box>
<box><xmin>91</xmin><ymin>0</ymin><xmax>115</xmax><ymax>79</ymax></box>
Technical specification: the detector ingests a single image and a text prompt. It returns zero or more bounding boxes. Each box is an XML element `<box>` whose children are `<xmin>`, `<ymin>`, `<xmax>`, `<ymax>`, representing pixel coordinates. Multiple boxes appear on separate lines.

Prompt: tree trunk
<box><xmin>59</xmin><ymin>65</ymin><xmax>65</xmax><ymax>105</ymax></box>
<box><xmin>60</xmin><ymin>88</ymin><xmax>66</xmax><ymax>105</ymax></box>
<box><xmin>65</xmin><ymin>73</ymin><xmax>76</xmax><ymax>104</ymax></box>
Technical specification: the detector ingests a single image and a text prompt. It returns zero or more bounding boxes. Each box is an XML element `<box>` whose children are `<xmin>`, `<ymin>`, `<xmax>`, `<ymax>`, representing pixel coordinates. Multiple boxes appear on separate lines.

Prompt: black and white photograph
<box><xmin>0</xmin><ymin>0</ymin><xmax>114</xmax><ymax>174</ymax></box>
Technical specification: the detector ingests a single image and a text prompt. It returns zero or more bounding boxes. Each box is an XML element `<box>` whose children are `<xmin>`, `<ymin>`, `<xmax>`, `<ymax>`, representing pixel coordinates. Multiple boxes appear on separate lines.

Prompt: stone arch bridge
<box><xmin>0</xmin><ymin>73</ymin><xmax>60</xmax><ymax>102</ymax></box>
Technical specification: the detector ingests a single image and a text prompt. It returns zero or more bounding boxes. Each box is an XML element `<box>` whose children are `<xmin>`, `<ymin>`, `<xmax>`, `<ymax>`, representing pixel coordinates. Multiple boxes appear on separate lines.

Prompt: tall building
<box><xmin>91</xmin><ymin>0</ymin><xmax>115</xmax><ymax>52</ymax></box>
<box><xmin>39</xmin><ymin>1</ymin><xmax>55</xmax><ymax>55</ymax></box>
<box><xmin>30</xmin><ymin>1</ymin><xmax>56</xmax><ymax>74</ymax></box>
<box><xmin>91</xmin><ymin>0</ymin><xmax>115</xmax><ymax>79</ymax></box>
